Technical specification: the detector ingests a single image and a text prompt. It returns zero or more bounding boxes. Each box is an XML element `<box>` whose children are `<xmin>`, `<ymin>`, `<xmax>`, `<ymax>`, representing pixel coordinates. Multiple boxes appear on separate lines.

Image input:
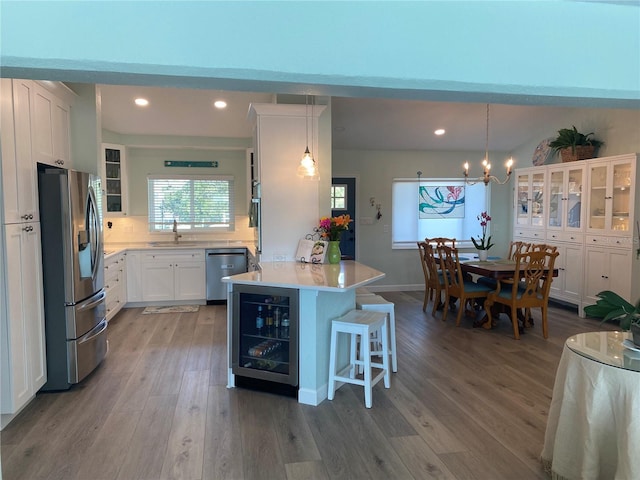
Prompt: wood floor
<box><xmin>1</xmin><ymin>292</ymin><xmax>613</xmax><ymax>480</ymax></box>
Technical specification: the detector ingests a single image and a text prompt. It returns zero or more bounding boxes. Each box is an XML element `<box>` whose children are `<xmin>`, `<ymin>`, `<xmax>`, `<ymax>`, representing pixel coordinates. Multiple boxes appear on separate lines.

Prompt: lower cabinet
<box><xmin>584</xmin><ymin>246</ymin><xmax>632</xmax><ymax>305</ymax></box>
<box><xmin>1</xmin><ymin>222</ymin><xmax>47</xmax><ymax>417</ymax></box>
<box><xmin>104</xmin><ymin>252</ymin><xmax>126</xmax><ymax>321</ymax></box>
<box><xmin>140</xmin><ymin>250</ymin><xmax>205</xmax><ymax>302</ymax></box>
<box><xmin>547</xmin><ymin>241</ymin><xmax>584</xmax><ymax>305</ymax></box>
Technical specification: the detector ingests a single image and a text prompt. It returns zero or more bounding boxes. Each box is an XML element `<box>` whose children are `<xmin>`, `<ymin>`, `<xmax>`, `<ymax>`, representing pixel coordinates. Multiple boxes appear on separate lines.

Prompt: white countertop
<box><xmin>222</xmin><ymin>261</ymin><xmax>385</xmax><ymax>292</ymax></box>
<box><xmin>103</xmin><ymin>241</ymin><xmax>255</xmax><ymax>259</ymax></box>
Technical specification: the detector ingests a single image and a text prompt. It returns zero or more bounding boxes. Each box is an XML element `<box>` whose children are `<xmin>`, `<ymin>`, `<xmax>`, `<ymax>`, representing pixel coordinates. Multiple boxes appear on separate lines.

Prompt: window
<box><xmin>331</xmin><ymin>184</ymin><xmax>347</xmax><ymax>209</ymax></box>
<box><xmin>391</xmin><ymin>178</ymin><xmax>489</xmax><ymax>249</ymax></box>
<box><xmin>148</xmin><ymin>174</ymin><xmax>234</xmax><ymax>232</ymax></box>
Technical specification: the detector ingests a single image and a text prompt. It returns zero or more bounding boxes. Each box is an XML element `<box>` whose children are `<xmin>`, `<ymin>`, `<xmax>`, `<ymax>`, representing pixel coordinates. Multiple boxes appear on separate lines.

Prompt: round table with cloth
<box><xmin>541</xmin><ymin>331</ymin><xmax>640</xmax><ymax>480</ymax></box>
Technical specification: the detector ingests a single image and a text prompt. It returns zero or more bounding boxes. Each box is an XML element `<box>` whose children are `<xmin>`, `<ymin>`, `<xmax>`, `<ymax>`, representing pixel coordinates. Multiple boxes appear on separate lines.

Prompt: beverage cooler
<box><xmin>231</xmin><ymin>285</ymin><xmax>299</xmax><ymax>388</ymax></box>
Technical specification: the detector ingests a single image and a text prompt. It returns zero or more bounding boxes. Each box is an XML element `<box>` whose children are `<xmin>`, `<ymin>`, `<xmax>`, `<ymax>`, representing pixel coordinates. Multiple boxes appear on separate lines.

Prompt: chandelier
<box><xmin>297</xmin><ymin>94</ymin><xmax>319</xmax><ymax>180</ymax></box>
<box><xmin>463</xmin><ymin>104</ymin><xmax>513</xmax><ymax>186</ymax></box>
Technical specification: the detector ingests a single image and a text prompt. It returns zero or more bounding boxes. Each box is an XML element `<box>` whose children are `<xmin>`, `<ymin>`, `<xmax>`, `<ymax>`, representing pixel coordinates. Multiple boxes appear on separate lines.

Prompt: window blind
<box><xmin>147</xmin><ymin>174</ymin><xmax>234</xmax><ymax>232</ymax></box>
<box><xmin>391</xmin><ymin>178</ymin><xmax>489</xmax><ymax>249</ymax></box>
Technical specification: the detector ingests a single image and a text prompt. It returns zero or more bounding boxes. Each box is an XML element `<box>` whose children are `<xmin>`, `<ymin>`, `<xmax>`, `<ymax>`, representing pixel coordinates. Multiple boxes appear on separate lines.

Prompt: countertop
<box><xmin>221</xmin><ymin>260</ymin><xmax>385</xmax><ymax>292</ymax></box>
<box><xmin>103</xmin><ymin>240</ymin><xmax>255</xmax><ymax>259</ymax></box>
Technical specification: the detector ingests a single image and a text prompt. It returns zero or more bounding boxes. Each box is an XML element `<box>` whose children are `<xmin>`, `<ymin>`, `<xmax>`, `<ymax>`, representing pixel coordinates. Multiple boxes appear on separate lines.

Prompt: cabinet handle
<box><xmin>605</xmin><ymin>196</ymin><xmax>612</xmax><ymax>200</ymax></box>
<box><xmin>22</xmin><ymin>226</ymin><xmax>33</xmax><ymax>232</ymax></box>
<box><xmin>21</xmin><ymin>213</ymin><xmax>33</xmax><ymax>220</ymax></box>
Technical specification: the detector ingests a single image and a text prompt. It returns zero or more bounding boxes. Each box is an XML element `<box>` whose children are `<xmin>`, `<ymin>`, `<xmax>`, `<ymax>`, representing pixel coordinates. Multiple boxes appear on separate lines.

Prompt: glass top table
<box><xmin>566</xmin><ymin>330</ymin><xmax>640</xmax><ymax>373</ymax></box>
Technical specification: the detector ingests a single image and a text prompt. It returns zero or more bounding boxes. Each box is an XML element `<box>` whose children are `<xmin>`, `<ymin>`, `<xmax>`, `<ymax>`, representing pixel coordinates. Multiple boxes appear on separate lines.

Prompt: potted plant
<box><xmin>471</xmin><ymin>211</ymin><xmax>494</xmax><ymax>261</ymax></box>
<box><xmin>549</xmin><ymin>126</ymin><xmax>604</xmax><ymax>162</ymax></box>
<box><xmin>584</xmin><ymin>291</ymin><xmax>640</xmax><ymax>345</ymax></box>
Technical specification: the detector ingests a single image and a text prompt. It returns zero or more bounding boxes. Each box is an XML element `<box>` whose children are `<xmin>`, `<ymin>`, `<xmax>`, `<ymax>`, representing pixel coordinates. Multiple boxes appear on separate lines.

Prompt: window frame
<box><xmin>391</xmin><ymin>177</ymin><xmax>490</xmax><ymax>249</ymax></box>
<box><xmin>147</xmin><ymin>174</ymin><xmax>235</xmax><ymax>233</ymax></box>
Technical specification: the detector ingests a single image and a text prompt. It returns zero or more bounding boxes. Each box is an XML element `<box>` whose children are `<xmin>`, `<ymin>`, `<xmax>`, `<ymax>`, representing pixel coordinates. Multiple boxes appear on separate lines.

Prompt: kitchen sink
<box><xmin>148</xmin><ymin>241</ymin><xmax>199</xmax><ymax>247</ymax></box>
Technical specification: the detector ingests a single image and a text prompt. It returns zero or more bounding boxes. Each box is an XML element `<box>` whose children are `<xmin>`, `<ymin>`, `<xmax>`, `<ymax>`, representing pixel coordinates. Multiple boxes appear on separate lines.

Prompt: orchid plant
<box><xmin>471</xmin><ymin>211</ymin><xmax>494</xmax><ymax>251</ymax></box>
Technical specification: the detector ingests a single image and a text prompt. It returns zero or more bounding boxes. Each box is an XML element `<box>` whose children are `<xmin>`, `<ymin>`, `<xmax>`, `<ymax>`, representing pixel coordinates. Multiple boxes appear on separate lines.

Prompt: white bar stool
<box><xmin>356</xmin><ymin>294</ymin><xmax>398</xmax><ymax>372</ymax></box>
<box><xmin>327</xmin><ymin>310</ymin><xmax>390</xmax><ymax>408</ymax></box>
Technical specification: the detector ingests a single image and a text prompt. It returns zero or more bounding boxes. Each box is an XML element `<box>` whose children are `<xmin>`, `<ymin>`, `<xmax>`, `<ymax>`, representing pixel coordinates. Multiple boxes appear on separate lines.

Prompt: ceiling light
<box><xmin>434</xmin><ymin>128</ymin><xmax>445</xmax><ymax>136</ymax></box>
<box><xmin>134</xmin><ymin>98</ymin><xmax>149</xmax><ymax>106</ymax></box>
<box><xmin>463</xmin><ymin>104</ymin><xmax>513</xmax><ymax>186</ymax></box>
<box><xmin>214</xmin><ymin>100</ymin><xmax>227</xmax><ymax>109</ymax></box>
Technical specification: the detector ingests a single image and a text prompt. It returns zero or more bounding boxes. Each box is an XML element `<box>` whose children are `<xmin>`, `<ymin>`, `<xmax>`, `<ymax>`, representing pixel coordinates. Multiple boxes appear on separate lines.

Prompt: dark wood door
<box><xmin>331</xmin><ymin>177</ymin><xmax>356</xmax><ymax>260</ymax></box>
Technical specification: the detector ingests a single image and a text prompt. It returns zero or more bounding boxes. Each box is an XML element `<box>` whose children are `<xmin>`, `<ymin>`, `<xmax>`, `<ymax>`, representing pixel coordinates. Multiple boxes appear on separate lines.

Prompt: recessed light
<box><xmin>434</xmin><ymin>128</ymin><xmax>446</xmax><ymax>136</ymax></box>
<box><xmin>214</xmin><ymin>100</ymin><xmax>227</xmax><ymax>109</ymax></box>
<box><xmin>134</xmin><ymin>98</ymin><xmax>149</xmax><ymax>106</ymax></box>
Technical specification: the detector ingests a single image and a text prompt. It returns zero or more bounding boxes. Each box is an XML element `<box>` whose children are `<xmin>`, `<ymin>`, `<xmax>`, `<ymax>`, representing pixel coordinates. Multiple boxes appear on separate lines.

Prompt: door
<box><xmin>331</xmin><ymin>177</ymin><xmax>356</xmax><ymax>260</ymax></box>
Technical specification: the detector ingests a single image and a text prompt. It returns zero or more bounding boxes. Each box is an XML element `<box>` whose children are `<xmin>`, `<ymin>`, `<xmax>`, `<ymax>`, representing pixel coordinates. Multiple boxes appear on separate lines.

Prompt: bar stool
<box><xmin>356</xmin><ymin>294</ymin><xmax>398</xmax><ymax>372</ymax></box>
<box><xmin>327</xmin><ymin>310</ymin><xmax>390</xmax><ymax>408</ymax></box>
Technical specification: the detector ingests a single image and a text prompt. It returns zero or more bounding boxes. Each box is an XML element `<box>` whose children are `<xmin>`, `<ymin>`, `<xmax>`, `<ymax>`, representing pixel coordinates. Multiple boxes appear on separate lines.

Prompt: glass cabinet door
<box><xmin>588</xmin><ymin>163</ymin><xmax>607</xmax><ymax>231</ymax></box>
<box><xmin>547</xmin><ymin>169</ymin><xmax>564</xmax><ymax>229</ymax></box>
<box><xmin>516</xmin><ymin>172</ymin><xmax>530</xmax><ymax>225</ymax></box>
<box><xmin>566</xmin><ymin>165</ymin><xmax>584</xmax><ymax>230</ymax></box>
<box><xmin>531</xmin><ymin>172</ymin><xmax>545</xmax><ymax>227</ymax></box>
<box><xmin>611</xmin><ymin>160</ymin><xmax>632</xmax><ymax>233</ymax></box>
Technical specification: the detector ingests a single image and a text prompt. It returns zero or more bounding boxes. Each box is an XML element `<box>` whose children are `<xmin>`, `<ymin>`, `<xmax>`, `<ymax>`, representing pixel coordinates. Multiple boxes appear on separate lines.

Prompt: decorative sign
<box><xmin>164</xmin><ymin>161</ymin><xmax>218</xmax><ymax>168</ymax></box>
<box><xmin>419</xmin><ymin>185</ymin><xmax>465</xmax><ymax>218</ymax></box>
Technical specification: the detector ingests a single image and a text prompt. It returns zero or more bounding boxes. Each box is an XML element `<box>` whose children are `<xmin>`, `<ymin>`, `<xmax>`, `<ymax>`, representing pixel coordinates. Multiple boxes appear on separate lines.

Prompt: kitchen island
<box><xmin>222</xmin><ymin>261</ymin><xmax>385</xmax><ymax>406</ymax></box>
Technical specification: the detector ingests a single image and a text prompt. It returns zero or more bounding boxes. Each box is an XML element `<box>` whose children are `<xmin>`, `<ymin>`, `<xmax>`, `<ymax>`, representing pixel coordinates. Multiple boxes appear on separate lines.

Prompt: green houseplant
<box><xmin>549</xmin><ymin>126</ymin><xmax>603</xmax><ymax>162</ymax></box>
<box><xmin>584</xmin><ymin>291</ymin><xmax>640</xmax><ymax>345</ymax></box>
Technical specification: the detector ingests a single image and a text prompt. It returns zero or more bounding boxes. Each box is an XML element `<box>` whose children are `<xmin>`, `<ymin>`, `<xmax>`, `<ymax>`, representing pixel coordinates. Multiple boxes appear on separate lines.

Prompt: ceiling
<box><xmin>99</xmin><ymin>84</ymin><xmax>579</xmax><ymax>153</ymax></box>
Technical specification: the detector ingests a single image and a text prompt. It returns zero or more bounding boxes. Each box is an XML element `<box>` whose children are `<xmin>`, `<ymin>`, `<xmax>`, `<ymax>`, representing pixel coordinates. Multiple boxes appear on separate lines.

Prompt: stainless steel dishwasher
<box><xmin>206</xmin><ymin>249</ymin><xmax>247</xmax><ymax>303</ymax></box>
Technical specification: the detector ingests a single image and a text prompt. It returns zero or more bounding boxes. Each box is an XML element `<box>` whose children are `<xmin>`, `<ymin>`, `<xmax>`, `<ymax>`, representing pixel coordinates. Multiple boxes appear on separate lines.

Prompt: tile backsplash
<box><xmin>103</xmin><ymin>215</ymin><xmax>254</xmax><ymax>244</ymax></box>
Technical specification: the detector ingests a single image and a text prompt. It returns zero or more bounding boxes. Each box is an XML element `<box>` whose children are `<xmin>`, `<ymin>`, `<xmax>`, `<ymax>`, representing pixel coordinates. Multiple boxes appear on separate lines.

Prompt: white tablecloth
<box><xmin>541</xmin><ymin>344</ymin><xmax>640</xmax><ymax>479</ymax></box>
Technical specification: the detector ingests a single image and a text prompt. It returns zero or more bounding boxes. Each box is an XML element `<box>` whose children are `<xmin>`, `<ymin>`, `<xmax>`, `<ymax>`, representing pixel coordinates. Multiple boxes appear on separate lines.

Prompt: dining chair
<box><xmin>483</xmin><ymin>249</ymin><xmax>559</xmax><ymax>339</ymax></box>
<box><xmin>417</xmin><ymin>241</ymin><xmax>446</xmax><ymax>315</ymax></box>
<box><xmin>477</xmin><ymin>240</ymin><xmax>532</xmax><ymax>290</ymax></box>
<box><xmin>425</xmin><ymin>237</ymin><xmax>456</xmax><ymax>248</ymax></box>
<box><xmin>530</xmin><ymin>243</ymin><xmax>558</xmax><ymax>254</ymax></box>
<box><xmin>437</xmin><ymin>245</ymin><xmax>494</xmax><ymax>326</ymax></box>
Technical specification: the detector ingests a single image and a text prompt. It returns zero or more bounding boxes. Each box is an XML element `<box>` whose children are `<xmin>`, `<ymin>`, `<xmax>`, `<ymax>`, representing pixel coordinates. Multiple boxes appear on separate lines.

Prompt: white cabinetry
<box><xmin>101</xmin><ymin>143</ymin><xmax>128</xmax><ymax>216</ymax></box>
<box><xmin>31</xmin><ymin>81</ymin><xmax>72</xmax><ymax>168</ymax></box>
<box><xmin>514</xmin><ymin>168</ymin><xmax>546</xmax><ymax>241</ymax></box>
<box><xmin>513</xmin><ymin>153</ymin><xmax>639</xmax><ymax>315</ymax></box>
<box><xmin>546</xmin><ymin>241</ymin><xmax>584</xmax><ymax>304</ymax></box>
<box><xmin>104</xmin><ymin>252</ymin><xmax>126</xmax><ymax>321</ymax></box>
<box><xmin>584</xmin><ymin>245</ymin><xmax>633</xmax><ymax>305</ymax></box>
<box><xmin>141</xmin><ymin>250</ymin><xmax>205</xmax><ymax>302</ymax></box>
<box><xmin>1</xmin><ymin>78</ymin><xmax>47</xmax><ymax>425</ymax></box>
<box><xmin>1</xmin><ymin>223</ymin><xmax>46</xmax><ymax>417</ymax></box>
<box><xmin>1</xmin><ymin>79</ymin><xmax>39</xmax><ymax>224</ymax></box>
<box><xmin>125</xmin><ymin>250</ymin><xmax>142</xmax><ymax>302</ymax></box>
<box><xmin>248</xmin><ymin>103</ymin><xmax>326</xmax><ymax>261</ymax></box>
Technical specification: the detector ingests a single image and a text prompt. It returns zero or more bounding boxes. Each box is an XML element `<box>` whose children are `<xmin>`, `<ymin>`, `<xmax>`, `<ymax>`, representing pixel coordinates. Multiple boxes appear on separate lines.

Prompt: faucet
<box><xmin>173</xmin><ymin>219</ymin><xmax>182</xmax><ymax>244</ymax></box>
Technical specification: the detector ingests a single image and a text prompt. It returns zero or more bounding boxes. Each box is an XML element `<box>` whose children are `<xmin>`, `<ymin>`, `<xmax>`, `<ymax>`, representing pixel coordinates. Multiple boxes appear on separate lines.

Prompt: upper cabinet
<box><xmin>1</xmin><ymin>79</ymin><xmax>39</xmax><ymax>224</ymax></box>
<box><xmin>586</xmin><ymin>155</ymin><xmax>636</xmax><ymax>235</ymax></box>
<box><xmin>515</xmin><ymin>168</ymin><xmax>545</xmax><ymax>229</ymax></box>
<box><xmin>101</xmin><ymin>143</ymin><xmax>128</xmax><ymax>216</ymax></box>
<box><xmin>31</xmin><ymin>81</ymin><xmax>72</xmax><ymax>168</ymax></box>
<box><xmin>546</xmin><ymin>163</ymin><xmax>586</xmax><ymax>234</ymax></box>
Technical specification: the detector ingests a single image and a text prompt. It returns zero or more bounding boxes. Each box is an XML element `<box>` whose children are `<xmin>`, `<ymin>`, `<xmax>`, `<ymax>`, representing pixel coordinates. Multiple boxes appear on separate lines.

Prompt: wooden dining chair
<box><xmin>417</xmin><ymin>242</ymin><xmax>446</xmax><ymax>315</ymax></box>
<box><xmin>478</xmin><ymin>240</ymin><xmax>531</xmax><ymax>289</ymax></box>
<box><xmin>437</xmin><ymin>245</ymin><xmax>494</xmax><ymax>325</ymax></box>
<box><xmin>483</xmin><ymin>249</ymin><xmax>559</xmax><ymax>339</ymax></box>
<box><xmin>425</xmin><ymin>237</ymin><xmax>456</xmax><ymax>248</ymax></box>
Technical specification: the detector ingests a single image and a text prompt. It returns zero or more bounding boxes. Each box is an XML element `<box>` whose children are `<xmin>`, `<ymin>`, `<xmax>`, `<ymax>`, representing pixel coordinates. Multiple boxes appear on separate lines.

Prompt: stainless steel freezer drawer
<box><xmin>206</xmin><ymin>249</ymin><xmax>247</xmax><ymax>302</ymax></box>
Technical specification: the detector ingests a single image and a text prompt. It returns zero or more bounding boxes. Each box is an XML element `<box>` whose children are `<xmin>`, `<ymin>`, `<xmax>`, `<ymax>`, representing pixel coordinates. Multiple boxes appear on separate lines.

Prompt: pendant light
<box><xmin>297</xmin><ymin>94</ymin><xmax>319</xmax><ymax>180</ymax></box>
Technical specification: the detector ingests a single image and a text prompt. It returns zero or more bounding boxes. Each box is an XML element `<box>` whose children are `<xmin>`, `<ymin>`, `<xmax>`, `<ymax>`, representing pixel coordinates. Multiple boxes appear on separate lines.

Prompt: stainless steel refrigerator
<box><xmin>38</xmin><ymin>165</ymin><xmax>107</xmax><ymax>391</ymax></box>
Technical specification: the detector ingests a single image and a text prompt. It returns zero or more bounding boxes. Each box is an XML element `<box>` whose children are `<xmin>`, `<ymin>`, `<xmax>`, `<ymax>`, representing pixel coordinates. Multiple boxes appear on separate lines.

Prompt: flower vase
<box><xmin>327</xmin><ymin>241</ymin><xmax>341</xmax><ymax>264</ymax></box>
<box><xmin>477</xmin><ymin>249</ymin><xmax>489</xmax><ymax>262</ymax></box>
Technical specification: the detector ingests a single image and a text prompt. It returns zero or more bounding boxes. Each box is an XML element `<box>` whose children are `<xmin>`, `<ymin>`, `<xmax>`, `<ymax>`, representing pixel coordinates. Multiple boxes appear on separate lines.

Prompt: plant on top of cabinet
<box><xmin>549</xmin><ymin>126</ymin><xmax>603</xmax><ymax>163</ymax></box>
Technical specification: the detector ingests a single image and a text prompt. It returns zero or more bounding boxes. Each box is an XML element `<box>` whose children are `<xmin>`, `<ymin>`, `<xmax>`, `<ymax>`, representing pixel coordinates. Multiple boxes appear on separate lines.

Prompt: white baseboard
<box><xmin>365</xmin><ymin>284</ymin><xmax>423</xmax><ymax>292</ymax></box>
